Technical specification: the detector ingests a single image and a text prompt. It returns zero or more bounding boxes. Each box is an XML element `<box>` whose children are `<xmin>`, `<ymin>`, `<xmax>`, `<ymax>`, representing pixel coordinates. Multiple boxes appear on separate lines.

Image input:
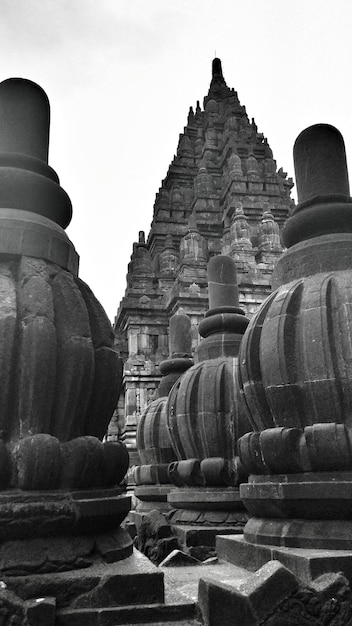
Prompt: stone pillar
<box><xmin>0</xmin><ymin>78</ymin><xmax>164</xmax><ymax>621</ymax></box>
<box><xmin>133</xmin><ymin>314</ymin><xmax>194</xmax><ymax>514</ymax></box>
<box><xmin>219</xmin><ymin>124</ymin><xmax>352</xmax><ymax>583</ymax></box>
<box><xmin>165</xmin><ymin>255</ymin><xmax>251</xmax><ymax>555</ymax></box>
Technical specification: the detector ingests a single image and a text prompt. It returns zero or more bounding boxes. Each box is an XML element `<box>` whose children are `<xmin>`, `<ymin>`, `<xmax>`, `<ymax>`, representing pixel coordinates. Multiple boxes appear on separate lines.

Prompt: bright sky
<box><xmin>0</xmin><ymin>0</ymin><xmax>351</xmax><ymax>322</ymax></box>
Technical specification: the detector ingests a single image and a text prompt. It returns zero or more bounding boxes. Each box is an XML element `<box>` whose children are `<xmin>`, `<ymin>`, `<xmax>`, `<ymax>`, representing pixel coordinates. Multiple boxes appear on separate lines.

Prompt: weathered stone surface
<box><xmin>0</xmin><ymin>535</ymin><xmax>95</xmax><ymax>576</ymax></box>
<box><xmin>0</xmin><ymin>257</ymin><xmax>121</xmax><ymax>450</ymax></box>
<box><xmin>263</xmin><ymin>573</ymin><xmax>352</xmax><ymax>625</ymax></box>
<box><xmin>51</xmin><ymin>271</ymin><xmax>95</xmax><ymax>440</ymax></box>
<box><xmin>167</xmin><ymin>357</ymin><xmax>245</xmax><ymax>464</ymax></box>
<box><xmin>61</xmin><ymin>437</ymin><xmax>104</xmax><ymax>488</ymax></box>
<box><xmin>16</xmin><ymin>434</ymin><xmax>61</xmax><ymax>490</ymax></box>
<box><xmin>0</xmin><ymin>488</ymin><xmax>130</xmax><ymax>542</ymax></box>
<box><xmin>238</xmin><ymin>270</ymin><xmax>352</xmax><ymax>437</ymax></box>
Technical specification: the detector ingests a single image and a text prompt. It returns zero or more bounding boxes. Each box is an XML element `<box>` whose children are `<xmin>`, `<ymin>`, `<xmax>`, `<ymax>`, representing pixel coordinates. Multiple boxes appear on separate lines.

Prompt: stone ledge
<box><xmin>216</xmin><ymin>533</ymin><xmax>352</xmax><ymax>585</ymax></box>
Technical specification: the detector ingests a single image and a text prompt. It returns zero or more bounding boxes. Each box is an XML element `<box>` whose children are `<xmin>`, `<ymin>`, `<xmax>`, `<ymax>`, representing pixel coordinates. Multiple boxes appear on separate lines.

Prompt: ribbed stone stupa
<box><xmin>217</xmin><ymin>124</ymin><xmax>352</xmax><ymax>583</ymax></box>
<box><xmin>0</xmin><ymin>78</ymin><xmax>165</xmax><ymax>623</ymax></box>
<box><xmin>165</xmin><ymin>255</ymin><xmax>251</xmax><ymax>551</ymax></box>
<box><xmin>133</xmin><ymin>313</ymin><xmax>194</xmax><ymax>513</ymax></box>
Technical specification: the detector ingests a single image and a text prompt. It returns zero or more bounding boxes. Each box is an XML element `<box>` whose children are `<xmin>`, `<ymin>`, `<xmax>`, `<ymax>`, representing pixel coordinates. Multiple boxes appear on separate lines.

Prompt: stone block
<box><xmin>217</xmin><ymin>534</ymin><xmax>271</xmax><ymax>572</ymax></box>
<box><xmin>198</xmin><ymin>560</ymin><xmax>297</xmax><ymax>626</ymax></box>
<box><xmin>8</xmin><ymin>550</ymin><xmax>164</xmax><ymax>609</ymax></box>
<box><xmin>159</xmin><ymin>549</ymin><xmax>201</xmax><ymax>567</ymax></box>
<box><xmin>26</xmin><ymin>596</ymin><xmax>56</xmax><ymax>625</ymax></box>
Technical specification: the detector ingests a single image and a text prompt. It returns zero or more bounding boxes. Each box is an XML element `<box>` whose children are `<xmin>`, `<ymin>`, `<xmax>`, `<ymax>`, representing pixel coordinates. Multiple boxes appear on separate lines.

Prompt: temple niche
<box><xmin>112</xmin><ymin>57</ymin><xmax>294</xmax><ymax>462</ymax></box>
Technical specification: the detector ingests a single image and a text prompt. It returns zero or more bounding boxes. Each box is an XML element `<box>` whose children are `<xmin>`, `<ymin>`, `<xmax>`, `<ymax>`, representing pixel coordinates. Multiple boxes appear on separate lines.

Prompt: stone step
<box><xmin>56</xmin><ymin>561</ymin><xmax>198</xmax><ymax>625</ymax></box>
<box><xmin>56</xmin><ymin>599</ymin><xmax>198</xmax><ymax>625</ymax></box>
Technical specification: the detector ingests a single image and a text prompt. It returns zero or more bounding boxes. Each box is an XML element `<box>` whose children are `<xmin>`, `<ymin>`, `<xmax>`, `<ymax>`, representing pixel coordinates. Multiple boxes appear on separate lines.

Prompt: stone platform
<box><xmin>217</xmin><ymin>533</ymin><xmax>352</xmax><ymax>586</ymax></box>
<box><xmin>173</xmin><ymin>524</ymin><xmax>243</xmax><ymax>551</ymax></box>
<box><xmin>9</xmin><ymin>548</ymin><xmax>163</xmax><ymax>609</ymax></box>
<box><xmin>167</xmin><ymin>487</ymin><xmax>247</xmax><ymax>552</ymax></box>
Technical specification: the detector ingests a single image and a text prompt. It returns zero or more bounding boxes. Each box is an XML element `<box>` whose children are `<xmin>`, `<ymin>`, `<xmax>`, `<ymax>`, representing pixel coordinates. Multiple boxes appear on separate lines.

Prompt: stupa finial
<box><xmin>212</xmin><ymin>57</ymin><xmax>224</xmax><ymax>82</ymax></box>
<box><xmin>282</xmin><ymin>123</ymin><xmax>352</xmax><ymax>248</ymax></box>
<box><xmin>0</xmin><ymin>78</ymin><xmax>72</xmax><ymax>228</ymax></box>
<box><xmin>211</xmin><ymin>57</ymin><xmax>226</xmax><ymax>86</ymax></box>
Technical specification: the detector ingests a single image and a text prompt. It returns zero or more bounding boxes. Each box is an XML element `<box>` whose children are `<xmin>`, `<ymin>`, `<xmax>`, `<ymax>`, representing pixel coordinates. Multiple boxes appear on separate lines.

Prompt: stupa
<box><xmin>0</xmin><ymin>77</ymin><xmax>191</xmax><ymax>625</ymax></box>
<box><xmin>165</xmin><ymin>255</ymin><xmax>251</xmax><ymax>553</ymax></box>
<box><xmin>216</xmin><ymin>123</ymin><xmax>352</xmax><ymax>585</ymax></box>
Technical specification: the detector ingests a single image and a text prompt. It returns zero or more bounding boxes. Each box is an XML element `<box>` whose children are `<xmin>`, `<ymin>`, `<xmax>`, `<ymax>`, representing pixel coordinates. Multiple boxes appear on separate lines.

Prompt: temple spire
<box><xmin>206</xmin><ymin>57</ymin><xmax>232</xmax><ymax>105</ymax></box>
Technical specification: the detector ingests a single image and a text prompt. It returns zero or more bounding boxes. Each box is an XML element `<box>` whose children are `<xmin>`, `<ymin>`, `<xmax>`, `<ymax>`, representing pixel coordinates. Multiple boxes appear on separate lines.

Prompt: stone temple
<box><xmin>113</xmin><ymin>58</ymin><xmax>294</xmax><ymax>460</ymax></box>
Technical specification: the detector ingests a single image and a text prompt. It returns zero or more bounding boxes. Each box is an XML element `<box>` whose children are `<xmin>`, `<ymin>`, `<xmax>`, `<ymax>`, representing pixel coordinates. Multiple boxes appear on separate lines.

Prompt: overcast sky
<box><xmin>0</xmin><ymin>0</ymin><xmax>351</xmax><ymax>322</ymax></box>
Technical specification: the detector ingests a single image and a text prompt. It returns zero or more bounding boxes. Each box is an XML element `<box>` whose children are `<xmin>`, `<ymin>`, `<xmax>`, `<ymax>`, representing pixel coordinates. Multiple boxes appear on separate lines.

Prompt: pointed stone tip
<box><xmin>207</xmin><ymin>255</ymin><xmax>239</xmax><ymax>309</ymax></box>
<box><xmin>212</xmin><ymin>58</ymin><xmax>223</xmax><ymax>79</ymax></box>
<box><xmin>169</xmin><ymin>313</ymin><xmax>192</xmax><ymax>356</ymax></box>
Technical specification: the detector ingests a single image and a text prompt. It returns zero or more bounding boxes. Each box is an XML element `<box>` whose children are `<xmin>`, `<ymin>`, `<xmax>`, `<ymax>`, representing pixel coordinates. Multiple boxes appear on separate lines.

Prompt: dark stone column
<box><xmin>165</xmin><ymin>255</ymin><xmax>251</xmax><ymax>555</ymax></box>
